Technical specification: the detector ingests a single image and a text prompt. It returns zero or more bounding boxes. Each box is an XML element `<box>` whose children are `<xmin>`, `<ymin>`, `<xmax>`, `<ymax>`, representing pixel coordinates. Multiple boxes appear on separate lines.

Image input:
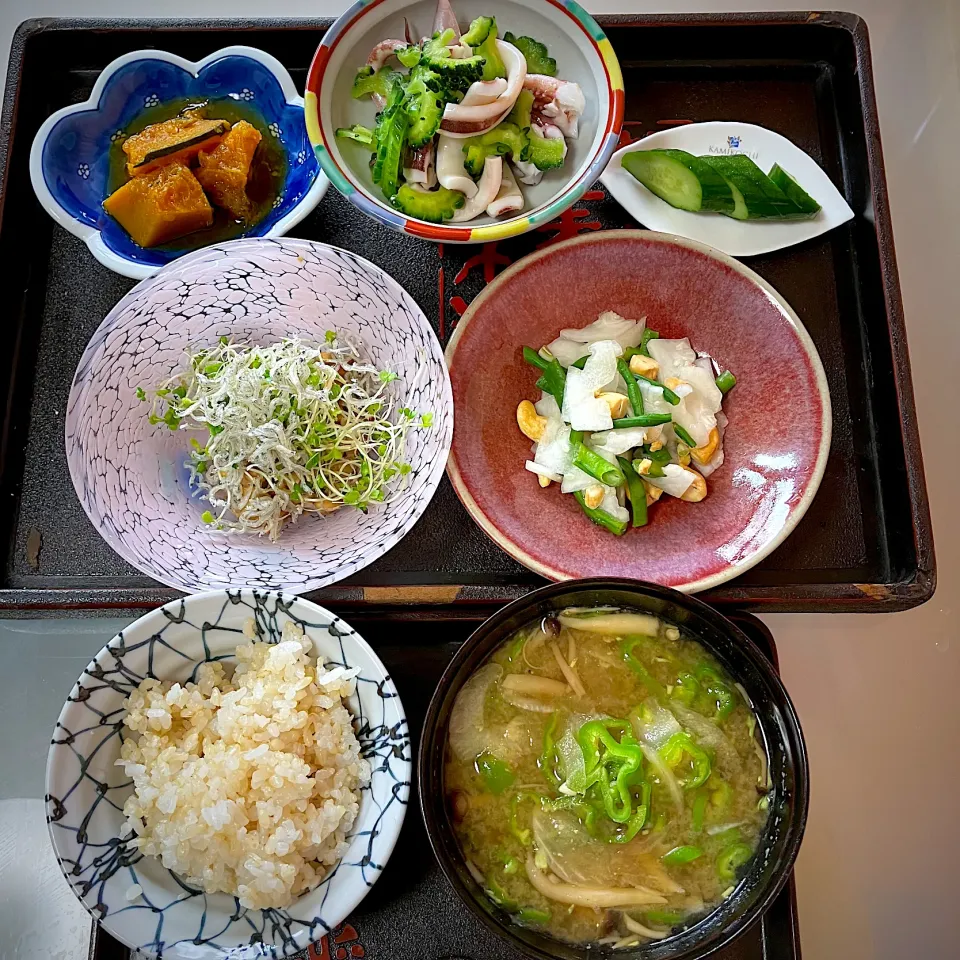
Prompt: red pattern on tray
<box><xmin>306</xmin><ymin>923</ymin><xmax>364</xmax><ymax>959</ymax></box>
<box><xmin>535</xmin><ymin>189</ymin><xmax>604</xmax><ymax>248</ymax></box>
<box><xmin>438</xmin><ymin>187</ymin><xmax>617</xmax><ymax>330</ymax></box>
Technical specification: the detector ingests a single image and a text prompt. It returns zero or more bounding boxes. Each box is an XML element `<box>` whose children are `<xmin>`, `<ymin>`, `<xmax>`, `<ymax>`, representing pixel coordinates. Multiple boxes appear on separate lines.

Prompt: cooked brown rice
<box><xmin>117</xmin><ymin>621</ymin><xmax>369</xmax><ymax>909</ymax></box>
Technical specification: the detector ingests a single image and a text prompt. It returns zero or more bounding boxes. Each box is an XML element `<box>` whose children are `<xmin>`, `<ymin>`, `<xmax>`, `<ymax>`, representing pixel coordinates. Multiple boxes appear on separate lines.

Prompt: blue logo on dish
<box><xmin>39</xmin><ymin>53</ymin><xmax>321</xmax><ymax>270</ymax></box>
<box><xmin>727</xmin><ymin>135</ymin><xmax>741</xmax><ymax>148</ymax></box>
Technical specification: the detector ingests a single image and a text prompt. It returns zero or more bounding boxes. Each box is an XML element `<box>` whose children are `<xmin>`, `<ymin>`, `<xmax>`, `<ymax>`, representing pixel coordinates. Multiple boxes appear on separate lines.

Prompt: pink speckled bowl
<box><xmin>66</xmin><ymin>238</ymin><xmax>453</xmax><ymax>593</ymax></box>
<box><xmin>445</xmin><ymin>230</ymin><xmax>831</xmax><ymax>593</ymax></box>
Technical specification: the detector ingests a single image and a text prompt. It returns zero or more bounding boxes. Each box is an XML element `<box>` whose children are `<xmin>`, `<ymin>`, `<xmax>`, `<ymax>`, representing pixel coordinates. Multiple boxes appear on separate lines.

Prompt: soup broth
<box><xmin>444</xmin><ymin>608</ymin><xmax>770</xmax><ymax>948</ymax></box>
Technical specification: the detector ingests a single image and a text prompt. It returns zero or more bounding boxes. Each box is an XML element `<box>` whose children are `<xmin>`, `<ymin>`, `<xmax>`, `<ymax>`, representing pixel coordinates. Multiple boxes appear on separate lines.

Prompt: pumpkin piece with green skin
<box><xmin>122</xmin><ymin>112</ymin><xmax>231</xmax><ymax>176</ymax></box>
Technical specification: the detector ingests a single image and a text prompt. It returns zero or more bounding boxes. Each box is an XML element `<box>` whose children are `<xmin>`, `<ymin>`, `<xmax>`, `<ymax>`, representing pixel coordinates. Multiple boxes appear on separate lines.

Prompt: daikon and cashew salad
<box><xmin>518</xmin><ymin>314</ymin><xmax>737</xmax><ymax>534</ymax></box>
<box><xmin>336</xmin><ymin>0</ymin><xmax>585</xmax><ymax>223</ymax></box>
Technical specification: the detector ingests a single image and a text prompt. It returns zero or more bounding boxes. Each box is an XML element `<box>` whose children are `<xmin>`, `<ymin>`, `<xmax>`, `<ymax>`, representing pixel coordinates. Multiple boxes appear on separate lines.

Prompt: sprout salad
<box><xmin>143</xmin><ymin>335</ymin><xmax>431</xmax><ymax>541</ymax></box>
<box><xmin>519</xmin><ymin>313</ymin><xmax>737</xmax><ymax>535</ymax></box>
<box><xmin>336</xmin><ymin>0</ymin><xmax>586</xmax><ymax>223</ymax></box>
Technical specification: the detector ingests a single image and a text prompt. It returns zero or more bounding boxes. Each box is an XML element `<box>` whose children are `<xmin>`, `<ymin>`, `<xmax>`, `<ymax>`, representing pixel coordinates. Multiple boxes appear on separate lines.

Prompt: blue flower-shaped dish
<box><xmin>30</xmin><ymin>46</ymin><xmax>329</xmax><ymax>279</ymax></box>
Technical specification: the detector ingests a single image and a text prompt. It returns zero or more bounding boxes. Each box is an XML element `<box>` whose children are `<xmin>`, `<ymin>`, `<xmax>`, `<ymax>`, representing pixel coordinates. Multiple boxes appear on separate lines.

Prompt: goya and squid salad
<box><xmin>336</xmin><ymin>0</ymin><xmax>586</xmax><ymax>224</ymax></box>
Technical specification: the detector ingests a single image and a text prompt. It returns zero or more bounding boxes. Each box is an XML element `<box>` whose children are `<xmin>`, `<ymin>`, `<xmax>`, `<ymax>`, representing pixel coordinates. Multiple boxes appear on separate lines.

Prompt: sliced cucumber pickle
<box><xmin>622</xmin><ymin>149</ymin><xmax>734</xmax><ymax>214</ymax></box>
<box><xmin>768</xmin><ymin>163</ymin><xmax>822</xmax><ymax>215</ymax></box>
<box><xmin>702</xmin><ymin>155</ymin><xmax>808</xmax><ymax>220</ymax></box>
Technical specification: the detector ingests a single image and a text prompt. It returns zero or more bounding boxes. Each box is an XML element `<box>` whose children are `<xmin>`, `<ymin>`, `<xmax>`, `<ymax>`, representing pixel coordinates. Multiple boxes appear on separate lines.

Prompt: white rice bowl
<box><xmin>46</xmin><ymin>592</ymin><xmax>409</xmax><ymax>959</ymax></box>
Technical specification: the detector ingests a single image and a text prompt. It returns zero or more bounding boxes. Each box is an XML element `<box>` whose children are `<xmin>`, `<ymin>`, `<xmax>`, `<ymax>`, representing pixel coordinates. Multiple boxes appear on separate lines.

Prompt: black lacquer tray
<box><xmin>0</xmin><ymin>13</ymin><xmax>933</xmax><ymax>616</ymax></box>
<box><xmin>89</xmin><ymin>611</ymin><xmax>801</xmax><ymax>960</ymax></box>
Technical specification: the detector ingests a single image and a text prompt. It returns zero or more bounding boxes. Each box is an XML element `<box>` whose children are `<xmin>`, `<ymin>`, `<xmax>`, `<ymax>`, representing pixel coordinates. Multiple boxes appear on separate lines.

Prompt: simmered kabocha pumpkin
<box><xmin>102</xmin><ymin>163</ymin><xmax>213</xmax><ymax>247</ymax></box>
<box><xmin>121</xmin><ymin>111</ymin><xmax>231</xmax><ymax>176</ymax></box>
<box><xmin>195</xmin><ymin>120</ymin><xmax>263</xmax><ymax>220</ymax></box>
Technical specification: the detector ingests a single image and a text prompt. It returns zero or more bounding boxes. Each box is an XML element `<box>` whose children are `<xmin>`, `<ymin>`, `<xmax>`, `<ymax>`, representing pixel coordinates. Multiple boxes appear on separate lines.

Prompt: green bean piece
<box><xmin>662</xmin><ymin>844</ymin><xmax>704</xmax><ymax>865</ymax></box>
<box><xmin>616</xmin><ymin>357</ymin><xmax>644</xmax><ymax>416</ymax></box>
<box><xmin>534</xmin><ymin>358</ymin><xmax>567</xmax><ymax>409</ymax></box>
<box><xmin>673</xmin><ymin>423</ymin><xmax>697</xmax><ymax>448</ymax></box>
<box><xmin>716</xmin><ymin>369</ymin><xmax>737</xmax><ymax>394</ymax></box>
<box><xmin>522</xmin><ymin>346</ymin><xmax>549</xmax><ymax>371</ymax></box>
<box><xmin>574</xmin><ymin>490</ymin><xmax>629</xmax><ymax>536</ymax></box>
<box><xmin>632</xmin><ymin>372</ymin><xmax>681</xmax><ymax>405</ymax></box>
<box><xmin>573</xmin><ymin>444</ymin><xmax>624</xmax><ymax>486</ymax></box>
<box><xmin>571</xmin><ymin>356</ymin><xmax>588</xmax><ymax>369</ymax></box>
<box><xmin>645</xmin><ymin>445</ymin><xmax>673</xmax><ymax>464</ymax></box>
<box><xmin>716</xmin><ymin>842</ymin><xmax>753</xmax><ymax>881</ymax></box>
<box><xmin>617</xmin><ymin>456</ymin><xmax>648</xmax><ymax>528</ymax></box>
<box><xmin>639</xmin><ymin>328</ymin><xmax>660</xmax><ymax>356</ymax></box>
<box><xmin>612</xmin><ymin>414</ymin><xmax>672</xmax><ymax>428</ymax></box>
<box><xmin>636</xmin><ymin>443</ymin><xmax>669</xmax><ymax>478</ymax></box>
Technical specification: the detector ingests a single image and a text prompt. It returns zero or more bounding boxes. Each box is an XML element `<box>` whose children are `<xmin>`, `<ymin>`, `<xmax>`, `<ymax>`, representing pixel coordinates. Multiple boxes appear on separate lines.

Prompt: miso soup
<box><xmin>444</xmin><ymin>608</ymin><xmax>770</xmax><ymax>947</ymax></box>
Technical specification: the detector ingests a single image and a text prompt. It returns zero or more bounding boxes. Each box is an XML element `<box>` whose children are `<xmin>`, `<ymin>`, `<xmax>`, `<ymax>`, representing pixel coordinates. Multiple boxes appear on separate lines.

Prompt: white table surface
<box><xmin>0</xmin><ymin>1</ymin><xmax>957</xmax><ymax>958</ymax></box>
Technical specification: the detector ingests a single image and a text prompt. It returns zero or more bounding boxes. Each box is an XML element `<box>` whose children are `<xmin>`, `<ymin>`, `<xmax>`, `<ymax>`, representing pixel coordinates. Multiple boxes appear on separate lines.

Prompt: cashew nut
<box><xmin>538</xmin><ymin>474</ymin><xmax>552</xmax><ymax>488</ymax></box>
<box><xmin>680</xmin><ymin>471</ymin><xmax>708</xmax><ymax>502</ymax></box>
<box><xmin>583</xmin><ymin>484</ymin><xmax>605</xmax><ymax>509</ymax></box>
<box><xmin>596</xmin><ymin>391</ymin><xmax>630</xmax><ymax>419</ymax></box>
<box><xmin>635</xmin><ymin>458</ymin><xmax>653</xmax><ymax>475</ymax></box>
<box><xmin>642</xmin><ymin>479</ymin><xmax>664</xmax><ymax>507</ymax></box>
<box><xmin>629</xmin><ymin>353</ymin><xmax>659</xmax><ymax>379</ymax></box>
<box><xmin>664</xmin><ymin>376</ymin><xmax>689</xmax><ymax>392</ymax></box>
<box><xmin>691</xmin><ymin>427</ymin><xmax>720</xmax><ymax>465</ymax></box>
<box><xmin>517</xmin><ymin>400</ymin><xmax>547</xmax><ymax>441</ymax></box>
<box><xmin>649</xmin><ymin>439</ymin><xmax>664</xmax><ymax>452</ymax></box>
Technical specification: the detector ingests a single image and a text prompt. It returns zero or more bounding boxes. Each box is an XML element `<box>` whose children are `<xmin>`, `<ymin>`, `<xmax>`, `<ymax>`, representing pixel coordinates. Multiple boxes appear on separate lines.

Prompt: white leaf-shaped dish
<box><xmin>600</xmin><ymin>121</ymin><xmax>854</xmax><ymax>257</ymax></box>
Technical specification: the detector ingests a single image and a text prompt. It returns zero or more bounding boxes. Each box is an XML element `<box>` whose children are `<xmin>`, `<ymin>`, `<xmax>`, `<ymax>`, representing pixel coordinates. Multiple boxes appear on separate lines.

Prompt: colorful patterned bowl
<box><xmin>305</xmin><ymin>0</ymin><xmax>623</xmax><ymax>243</ymax></box>
<box><xmin>46</xmin><ymin>591</ymin><xmax>410</xmax><ymax>959</ymax></box>
<box><xmin>65</xmin><ymin>237</ymin><xmax>453</xmax><ymax>593</ymax></box>
<box><xmin>30</xmin><ymin>46</ymin><xmax>329</xmax><ymax>279</ymax></box>
<box><xmin>445</xmin><ymin>230</ymin><xmax>832</xmax><ymax>592</ymax></box>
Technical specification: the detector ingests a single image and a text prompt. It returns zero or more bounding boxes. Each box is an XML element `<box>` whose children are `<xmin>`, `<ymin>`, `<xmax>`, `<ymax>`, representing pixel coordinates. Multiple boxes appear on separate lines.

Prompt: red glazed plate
<box><xmin>445</xmin><ymin>230</ymin><xmax>831</xmax><ymax>592</ymax></box>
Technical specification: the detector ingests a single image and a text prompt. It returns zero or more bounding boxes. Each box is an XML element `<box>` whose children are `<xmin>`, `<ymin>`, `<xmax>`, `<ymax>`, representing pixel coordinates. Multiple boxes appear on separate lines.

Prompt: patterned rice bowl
<box><xmin>65</xmin><ymin>237</ymin><xmax>453</xmax><ymax>593</ymax></box>
<box><xmin>46</xmin><ymin>590</ymin><xmax>410</xmax><ymax>959</ymax></box>
<box><xmin>305</xmin><ymin>0</ymin><xmax>624</xmax><ymax>243</ymax></box>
